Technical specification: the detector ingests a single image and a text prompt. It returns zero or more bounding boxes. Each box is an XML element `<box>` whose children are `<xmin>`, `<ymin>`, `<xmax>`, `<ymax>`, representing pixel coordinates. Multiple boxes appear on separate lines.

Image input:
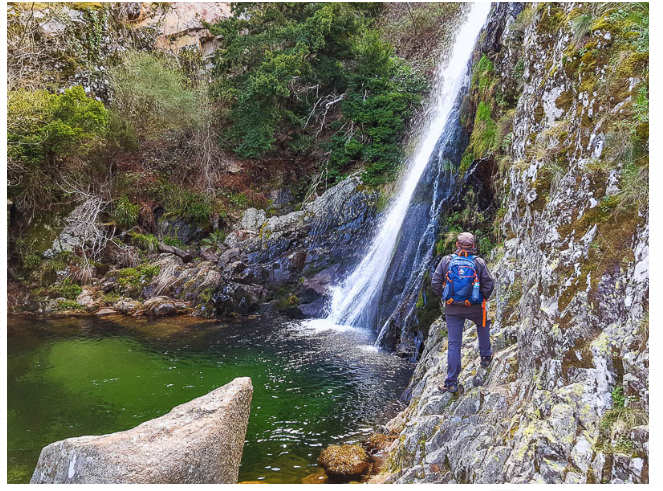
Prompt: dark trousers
<box><xmin>445</xmin><ymin>312</ymin><xmax>492</xmax><ymax>386</ymax></box>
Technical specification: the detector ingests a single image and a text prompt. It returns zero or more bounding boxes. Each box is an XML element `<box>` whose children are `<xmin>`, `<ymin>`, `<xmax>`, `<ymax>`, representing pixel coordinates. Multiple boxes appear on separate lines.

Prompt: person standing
<box><xmin>430</xmin><ymin>232</ymin><xmax>495</xmax><ymax>393</ymax></box>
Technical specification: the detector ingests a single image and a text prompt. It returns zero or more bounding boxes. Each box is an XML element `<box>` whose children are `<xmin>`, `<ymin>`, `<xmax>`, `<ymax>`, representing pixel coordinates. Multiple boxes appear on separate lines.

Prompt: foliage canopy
<box><xmin>209</xmin><ymin>2</ymin><xmax>427</xmax><ymax>185</ymax></box>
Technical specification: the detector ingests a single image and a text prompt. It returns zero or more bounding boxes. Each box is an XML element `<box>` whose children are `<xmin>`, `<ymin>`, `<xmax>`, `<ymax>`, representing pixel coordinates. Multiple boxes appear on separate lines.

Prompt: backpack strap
<box><xmin>482</xmin><ymin>299</ymin><xmax>487</xmax><ymax>327</ymax></box>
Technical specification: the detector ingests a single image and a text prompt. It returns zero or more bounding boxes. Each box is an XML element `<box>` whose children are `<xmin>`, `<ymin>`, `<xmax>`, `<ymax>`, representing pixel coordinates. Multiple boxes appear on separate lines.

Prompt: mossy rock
<box><xmin>366</xmin><ymin>433</ymin><xmax>395</xmax><ymax>454</ymax></box>
<box><xmin>318</xmin><ymin>444</ymin><xmax>370</xmax><ymax>480</ymax></box>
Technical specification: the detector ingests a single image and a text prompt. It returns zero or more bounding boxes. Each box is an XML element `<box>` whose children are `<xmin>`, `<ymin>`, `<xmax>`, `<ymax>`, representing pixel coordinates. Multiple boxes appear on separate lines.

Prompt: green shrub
<box><xmin>513</xmin><ymin>59</ymin><xmax>525</xmax><ymax>81</ymax></box>
<box><xmin>612</xmin><ymin>386</ymin><xmax>625</xmax><ymax>408</ymax></box>
<box><xmin>472</xmin><ymin>54</ymin><xmax>494</xmax><ymax>92</ymax></box>
<box><xmin>51</xmin><ymin>279</ymin><xmax>83</xmax><ymax>300</ymax></box>
<box><xmin>201</xmin><ymin>230</ymin><xmax>227</xmax><ymax>251</ymax></box>
<box><xmin>162</xmin><ymin>236</ymin><xmax>185</xmax><ymax>248</ymax></box>
<box><xmin>478</xmin><ymin>234</ymin><xmax>496</xmax><ymax>257</ymax></box>
<box><xmin>129</xmin><ymin>232</ymin><xmax>160</xmax><ymax>251</ymax></box>
<box><xmin>55</xmin><ymin>299</ymin><xmax>86</xmax><ymax>312</ymax></box>
<box><xmin>106</xmin><ymin>111</ymin><xmax>138</xmax><ymax>152</ymax></box>
<box><xmin>228</xmin><ymin>192</ymin><xmax>248</xmax><ymax>209</ymax></box>
<box><xmin>154</xmin><ymin>183</ymin><xmax>212</xmax><ymax>225</ymax></box>
<box><xmin>108</xmin><ymin>51</ymin><xmax>206</xmax><ymax>140</ymax></box>
<box><xmin>116</xmin><ymin>264</ymin><xmax>160</xmax><ymax>289</ymax></box>
<box><xmin>102</xmin><ymin>292</ymin><xmax>121</xmax><ymax>304</ymax></box>
<box><xmin>22</xmin><ymin>254</ymin><xmax>43</xmax><ymax>271</ymax></box>
<box><xmin>7</xmin><ymin>86</ymin><xmax>108</xmax><ymax>212</ymax></box>
<box><xmin>7</xmin><ymin>86</ymin><xmax>108</xmax><ymax>164</ymax></box>
<box><xmin>330</xmin><ymin>31</ymin><xmax>427</xmax><ymax>185</ymax></box>
<box><xmin>114</xmin><ymin>196</ymin><xmax>140</xmax><ymax>229</ymax></box>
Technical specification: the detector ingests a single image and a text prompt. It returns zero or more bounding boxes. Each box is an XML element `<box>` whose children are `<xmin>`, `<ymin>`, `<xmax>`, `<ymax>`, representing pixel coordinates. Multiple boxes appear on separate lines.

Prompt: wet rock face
<box><xmin>385</xmin><ymin>3</ymin><xmax>648</xmax><ymax>485</ymax></box>
<box><xmin>219</xmin><ymin>176</ymin><xmax>380</xmax><ymax>316</ymax></box>
<box><xmin>30</xmin><ymin>377</ymin><xmax>253</xmax><ymax>484</ymax></box>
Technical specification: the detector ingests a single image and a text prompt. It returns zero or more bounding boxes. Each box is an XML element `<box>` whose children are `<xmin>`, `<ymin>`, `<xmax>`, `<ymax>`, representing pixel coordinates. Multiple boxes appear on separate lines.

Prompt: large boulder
<box><xmin>236</xmin><ymin>208</ymin><xmax>266</xmax><ymax>232</ymax></box>
<box><xmin>30</xmin><ymin>377</ymin><xmax>253</xmax><ymax>484</ymax></box>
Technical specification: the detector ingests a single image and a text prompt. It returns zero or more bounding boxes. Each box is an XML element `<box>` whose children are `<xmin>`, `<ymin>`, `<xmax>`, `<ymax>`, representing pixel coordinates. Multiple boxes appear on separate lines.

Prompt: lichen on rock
<box><xmin>385</xmin><ymin>2</ymin><xmax>648</xmax><ymax>484</ymax></box>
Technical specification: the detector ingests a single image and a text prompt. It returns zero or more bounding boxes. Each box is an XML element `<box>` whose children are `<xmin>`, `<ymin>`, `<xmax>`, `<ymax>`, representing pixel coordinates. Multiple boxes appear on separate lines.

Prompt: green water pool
<box><xmin>7</xmin><ymin>315</ymin><xmax>413</xmax><ymax>483</ymax></box>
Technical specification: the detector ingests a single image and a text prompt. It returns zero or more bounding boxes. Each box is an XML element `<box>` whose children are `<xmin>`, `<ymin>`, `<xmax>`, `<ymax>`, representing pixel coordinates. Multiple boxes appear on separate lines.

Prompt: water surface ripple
<box><xmin>7</xmin><ymin>315</ymin><xmax>413</xmax><ymax>484</ymax></box>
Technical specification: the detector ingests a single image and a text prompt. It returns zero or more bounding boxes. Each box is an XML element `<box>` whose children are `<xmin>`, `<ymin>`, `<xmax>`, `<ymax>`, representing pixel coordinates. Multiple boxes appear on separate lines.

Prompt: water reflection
<box><xmin>7</xmin><ymin>315</ymin><xmax>413</xmax><ymax>483</ymax></box>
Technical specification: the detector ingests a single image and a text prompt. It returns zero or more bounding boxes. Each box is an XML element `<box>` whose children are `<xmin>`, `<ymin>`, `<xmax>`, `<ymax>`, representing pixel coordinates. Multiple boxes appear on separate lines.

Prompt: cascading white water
<box><xmin>326</xmin><ymin>2</ymin><xmax>491</xmax><ymax>328</ymax></box>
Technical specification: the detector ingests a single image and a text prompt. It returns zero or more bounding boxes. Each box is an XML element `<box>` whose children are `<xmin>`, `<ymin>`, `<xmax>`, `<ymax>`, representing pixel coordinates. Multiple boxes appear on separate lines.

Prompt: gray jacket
<box><xmin>431</xmin><ymin>249</ymin><xmax>495</xmax><ymax>315</ymax></box>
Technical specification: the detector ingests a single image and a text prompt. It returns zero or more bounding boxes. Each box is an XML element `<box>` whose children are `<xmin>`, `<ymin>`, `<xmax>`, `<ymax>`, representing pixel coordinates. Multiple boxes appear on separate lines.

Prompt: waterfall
<box><xmin>325</xmin><ymin>3</ymin><xmax>492</xmax><ymax>332</ymax></box>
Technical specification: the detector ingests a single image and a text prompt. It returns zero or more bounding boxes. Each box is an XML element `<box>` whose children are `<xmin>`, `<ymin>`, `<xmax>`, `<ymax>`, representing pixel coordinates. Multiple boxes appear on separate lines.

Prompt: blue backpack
<box><xmin>442</xmin><ymin>252</ymin><xmax>482</xmax><ymax>306</ymax></box>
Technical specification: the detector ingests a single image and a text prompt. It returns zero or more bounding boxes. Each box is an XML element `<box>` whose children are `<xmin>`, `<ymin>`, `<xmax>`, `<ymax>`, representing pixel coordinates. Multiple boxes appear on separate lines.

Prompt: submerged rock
<box><xmin>301</xmin><ymin>469</ymin><xmax>329</xmax><ymax>484</ymax></box>
<box><xmin>94</xmin><ymin>308</ymin><xmax>119</xmax><ymax>317</ymax></box>
<box><xmin>317</xmin><ymin>444</ymin><xmax>370</xmax><ymax>480</ymax></box>
<box><xmin>30</xmin><ymin>377</ymin><xmax>253</xmax><ymax>484</ymax></box>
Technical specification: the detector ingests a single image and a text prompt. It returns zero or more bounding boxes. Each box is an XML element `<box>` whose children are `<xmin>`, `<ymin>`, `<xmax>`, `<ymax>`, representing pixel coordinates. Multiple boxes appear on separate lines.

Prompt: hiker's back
<box><xmin>442</xmin><ymin>252</ymin><xmax>482</xmax><ymax>306</ymax></box>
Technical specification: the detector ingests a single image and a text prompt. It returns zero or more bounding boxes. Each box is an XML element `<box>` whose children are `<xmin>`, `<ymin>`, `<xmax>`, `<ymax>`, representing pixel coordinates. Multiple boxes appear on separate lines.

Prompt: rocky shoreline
<box><xmin>11</xmin><ymin>176</ymin><xmax>381</xmax><ymax>325</ymax></box>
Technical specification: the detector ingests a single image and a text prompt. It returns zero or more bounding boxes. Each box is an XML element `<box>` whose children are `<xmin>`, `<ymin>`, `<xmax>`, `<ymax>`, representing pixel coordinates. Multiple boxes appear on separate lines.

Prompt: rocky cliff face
<box><xmin>7</xmin><ymin>2</ymin><xmax>229</xmax><ymax>96</ymax></box>
<box><xmin>381</xmin><ymin>3</ymin><xmax>648</xmax><ymax>484</ymax></box>
<box><xmin>215</xmin><ymin>176</ymin><xmax>380</xmax><ymax>318</ymax></box>
<box><xmin>25</xmin><ymin>174</ymin><xmax>379</xmax><ymax>319</ymax></box>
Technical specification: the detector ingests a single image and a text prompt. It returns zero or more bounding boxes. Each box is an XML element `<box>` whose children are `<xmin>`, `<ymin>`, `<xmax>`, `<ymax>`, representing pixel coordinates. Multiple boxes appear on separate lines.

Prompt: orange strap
<box><xmin>482</xmin><ymin>299</ymin><xmax>487</xmax><ymax>327</ymax></box>
<box><xmin>464</xmin><ymin>300</ymin><xmax>471</xmax><ymax>306</ymax></box>
<box><xmin>447</xmin><ymin>298</ymin><xmax>454</xmax><ymax>305</ymax></box>
<box><xmin>459</xmin><ymin>249</ymin><xmax>468</xmax><ymax>257</ymax></box>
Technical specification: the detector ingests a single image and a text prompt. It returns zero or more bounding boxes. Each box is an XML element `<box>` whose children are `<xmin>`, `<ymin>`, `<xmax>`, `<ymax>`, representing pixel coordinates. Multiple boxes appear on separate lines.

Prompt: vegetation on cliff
<box><xmin>397</xmin><ymin>3</ymin><xmax>648</xmax><ymax>484</ymax></box>
<box><xmin>207</xmin><ymin>2</ymin><xmax>427</xmax><ymax>185</ymax></box>
<box><xmin>7</xmin><ymin>1</ymin><xmax>463</xmax><ymax>313</ymax></box>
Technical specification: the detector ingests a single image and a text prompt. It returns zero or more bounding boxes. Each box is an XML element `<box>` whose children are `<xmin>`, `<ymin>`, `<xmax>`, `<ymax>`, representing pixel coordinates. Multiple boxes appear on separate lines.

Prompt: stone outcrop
<box><xmin>383</xmin><ymin>2</ymin><xmax>648</xmax><ymax>485</ymax></box>
<box><xmin>8</xmin><ymin>2</ymin><xmax>230</xmax><ymax>96</ymax></box>
<box><xmin>18</xmin><ymin>172</ymin><xmax>379</xmax><ymax>319</ymax></box>
<box><xmin>134</xmin><ymin>2</ymin><xmax>231</xmax><ymax>55</ymax></box>
<box><xmin>215</xmin><ymin>175</ymin><xmax>380</xmax><ymax>318</ymax></box>
<box><xmin>44</xmin><ymin>201</ymin><xmax>105</xmax><ymax>258</ymax></box>
<box><xmin>30</xmin><ymin>377</ymin><xmax>253</xmax><ymax>484</ymax></box>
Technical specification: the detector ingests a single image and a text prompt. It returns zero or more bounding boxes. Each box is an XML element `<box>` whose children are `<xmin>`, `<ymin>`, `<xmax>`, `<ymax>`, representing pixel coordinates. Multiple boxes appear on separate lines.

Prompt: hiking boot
<box><xmin>438</xmin><ymin>383</ymin><xmax>458</xmax><ymax>394</ymax></box>
<box><xmin>480</xmin><ymin>354</ymin><xmax>493</xmax><ymax>368</ymax></box>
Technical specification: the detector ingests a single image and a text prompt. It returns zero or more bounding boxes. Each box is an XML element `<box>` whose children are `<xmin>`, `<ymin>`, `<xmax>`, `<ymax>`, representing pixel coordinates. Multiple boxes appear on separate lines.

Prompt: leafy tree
<box><xmin>7</xmin><ymin>86</ymin><xmax>108</xmax><ymax>212</ymax></box>
<box><xmin>209</xmin><ymin>2</ymin><xmax>376</xmax><ymax>158</ymax></box>
<box><xmin>8</xmin><ymin>86</ymin><xmax>108</xmax><ymax>166</ymax></box>
<box><xmin>329</xmin><ymin>31</ymin><xmax>427</xmax><ymax>185</ymax></box>
<box><xmin>209</xmin><ymin>2</ymin><xmax>426</xmax><ymax>185</ymax></box>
